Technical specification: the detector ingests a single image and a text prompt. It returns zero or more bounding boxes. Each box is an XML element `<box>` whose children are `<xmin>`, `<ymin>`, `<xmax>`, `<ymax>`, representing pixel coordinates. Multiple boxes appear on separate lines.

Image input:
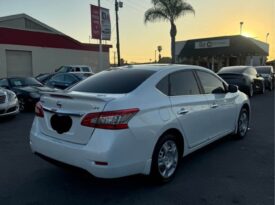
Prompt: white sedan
<box><xmin>0</xmin><ymin>88</ymin><xmax>19</xmax><ymax>117</ymax></box>
<box><xmin>30</xmin><ymin>64</ymin><xmax>250</xmax><ymax>182</ymax></box>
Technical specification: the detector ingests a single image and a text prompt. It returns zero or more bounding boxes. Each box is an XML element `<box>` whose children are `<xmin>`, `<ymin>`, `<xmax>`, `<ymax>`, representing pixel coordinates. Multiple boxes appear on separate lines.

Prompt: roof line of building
<box><xmin>0</xmin><ymin>13</ymin><xmax>65</xmax><ymax>35</ymax></box>
<box><xmin>0</xmin><ymin>27</ymin><xmax>112</xmax><ymax>52</ymax></box>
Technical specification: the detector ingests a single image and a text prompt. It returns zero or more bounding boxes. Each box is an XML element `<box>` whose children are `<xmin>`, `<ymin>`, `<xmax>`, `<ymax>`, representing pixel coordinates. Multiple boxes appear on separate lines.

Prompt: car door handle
<box><xmin>177</xmin><ymin>108</ymin><xmax>189</xmax><ymax>115</ymax></box>
<box><xmin>210</xmin><ymin>104</ymin><xmax>218</xmax><ymax>109</ymax></box>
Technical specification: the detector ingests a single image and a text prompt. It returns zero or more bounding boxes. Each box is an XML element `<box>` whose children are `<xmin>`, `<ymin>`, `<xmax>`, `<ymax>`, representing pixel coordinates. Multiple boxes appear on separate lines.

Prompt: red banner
<box><xmin>91</xmin><ymin>5</ymin><xmax>101</xmax><ymax>39</ymax></box>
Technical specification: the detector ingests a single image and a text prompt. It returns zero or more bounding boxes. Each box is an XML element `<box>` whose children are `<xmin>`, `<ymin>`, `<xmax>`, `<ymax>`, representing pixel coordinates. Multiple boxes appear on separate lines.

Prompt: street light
<box><xmin>240</xmin><ymin>21</ymin><xmax>244</xmax><ymax>35</ymax></box>
<box><xmin>157</xmin><ymin>45</ymin><xmax>162</xmax><ymax>62</ymax></box>
<box><xmin>266</xmin><ymin>33</ymin><xmax>270</xmax><ymax>43</ymax></box>
<box><xmin>115</xmin><ymin>0</ymin><xmax>123</xmax><ymax>66</ymax></box>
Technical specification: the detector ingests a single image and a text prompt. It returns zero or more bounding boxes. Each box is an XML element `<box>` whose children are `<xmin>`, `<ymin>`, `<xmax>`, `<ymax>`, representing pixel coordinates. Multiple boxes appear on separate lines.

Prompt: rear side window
<box><xmin>81</xmin><ymin>67</ymin><xmax>90</xmax><ymax>72</ymax></box>
<box><xmin>170</xmin><ymin>71</ymin><xmax>200</xmax><ymax>96</ymax></box>
<box><xmin>156</xmin><ymin>76</ymin><xmax>169</xmax><ymax>95</ymax></box>
<box><xmin>70</xmin><ymin>69</ymin><xmax>155</xmax><ymax>94</ymax></box>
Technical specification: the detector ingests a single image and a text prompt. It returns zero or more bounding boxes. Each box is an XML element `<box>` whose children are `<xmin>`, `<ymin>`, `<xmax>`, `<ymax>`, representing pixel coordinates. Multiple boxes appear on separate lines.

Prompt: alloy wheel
<box><xmin>157</xmin><ymin>140</ymin><xmax>178</xmax><ymax>178</ymax></box>
<box><xmin>19</xmin><ymin>98</ymin><xmax>25</xmax><ymax>112</ymax></box>
<box><xmin>238</xmin><ymin>111</ymin><xmax>248</xmax><ymax>137</ymax></box>
<box><xmin>249</xmin><ymin>84</ymin><xmax>253</xmax><ymax>97</ymax></box>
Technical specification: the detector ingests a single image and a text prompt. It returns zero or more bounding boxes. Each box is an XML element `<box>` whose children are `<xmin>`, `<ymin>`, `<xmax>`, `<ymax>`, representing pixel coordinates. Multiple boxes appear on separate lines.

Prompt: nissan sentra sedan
<box><xmin>30</xmin><ymin>64</ymin><xmax>250</xmax><ymax>182</ymax></box>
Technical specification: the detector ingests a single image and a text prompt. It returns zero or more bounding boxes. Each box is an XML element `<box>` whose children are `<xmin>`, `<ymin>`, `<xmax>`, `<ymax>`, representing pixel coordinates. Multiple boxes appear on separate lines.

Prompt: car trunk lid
<box><xmin>38</xmin><ymin>91</ymin><xmax>124</xmax><ymax>144</ymax></box>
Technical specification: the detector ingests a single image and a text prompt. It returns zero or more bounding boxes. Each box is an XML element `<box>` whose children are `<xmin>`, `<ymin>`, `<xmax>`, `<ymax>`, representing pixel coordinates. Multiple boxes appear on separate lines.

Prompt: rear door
<box><xmin>169</xmin><ymin>70</ymin><xmax>212</xmax><ymax>148</ymax></box>
<box><xmin>196</xmin><ymin>71</ymin><xmax>237</xmax><ymax>138</ymax></box>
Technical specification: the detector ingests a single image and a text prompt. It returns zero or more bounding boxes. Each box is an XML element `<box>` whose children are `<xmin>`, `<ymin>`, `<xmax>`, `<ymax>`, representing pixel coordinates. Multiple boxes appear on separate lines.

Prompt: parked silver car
<box><xmin>0</xmin><ymin>88</ymin><xmax>19</xmax><ymax>117</ymax></box>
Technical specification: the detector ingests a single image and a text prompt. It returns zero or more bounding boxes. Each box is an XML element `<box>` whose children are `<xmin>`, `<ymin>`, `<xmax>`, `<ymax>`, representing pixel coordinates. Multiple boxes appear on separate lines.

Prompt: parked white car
<box><xmin>55</xmin><ymin>65</ymin><xmax>94</xmax><ymax>74</ymax></box>
<box><xmin>30</xmin><ymin>64</ymin><xmax>250</xmax><ymax>182</ymax></box>
<box><xmin>0</xmin><ymin>88</ymin><xmax>19</xmax><ymax>117</ymax></box>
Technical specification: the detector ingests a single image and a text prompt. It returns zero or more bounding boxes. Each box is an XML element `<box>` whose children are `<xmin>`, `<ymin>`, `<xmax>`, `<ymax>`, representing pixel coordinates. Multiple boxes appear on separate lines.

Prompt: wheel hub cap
<box><xmin>158</xmin><ymin>140</ymin><xmax>178</xmax><ymax>178</ymax></box>
<box><xmin>239</xmin><ymin>112</ymin><xmax>248</xmax><ymax>136</ymax></box>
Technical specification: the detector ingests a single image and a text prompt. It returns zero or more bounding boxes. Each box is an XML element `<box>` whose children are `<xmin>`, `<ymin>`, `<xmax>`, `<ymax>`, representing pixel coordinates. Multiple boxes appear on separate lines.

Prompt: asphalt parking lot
<box><xmin>0</xmin><ymin>91</ymin><xmax>274</xmax><ymax>205</ymax></box>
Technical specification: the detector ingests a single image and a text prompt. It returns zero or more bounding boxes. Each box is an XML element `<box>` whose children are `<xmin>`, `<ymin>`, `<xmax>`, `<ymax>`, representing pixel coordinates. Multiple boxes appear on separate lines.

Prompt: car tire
<box><xmin>260</xmin><ymin>82</ymin><xmax>265</xmax><ymax>94</ymax></box>
<box><xmin>18</xmin><ymin>98</ymin><xmax>26</xmax><ymax>112</ymax></box>
<box><xmin>234</xmin><ymin>108</ymin><xmax>249</xmax><ymax>139</ymax></box>
<box><xmin>248</xmin><ymin>84</ymin><xmax>253</xmax><ymax>97</ymax></box>
<box><xmin>269</xmin><ymin>82</ymin><xmax>273</xmax><ymax>91</ymax></box>
<box><xmin>150</xmin><ymin>134</ymin><xmax>180</xmax><ymax>183</ymax></box>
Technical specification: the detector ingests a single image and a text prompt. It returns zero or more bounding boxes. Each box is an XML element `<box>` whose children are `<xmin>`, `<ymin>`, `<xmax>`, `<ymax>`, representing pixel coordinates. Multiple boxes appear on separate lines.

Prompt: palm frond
<box><xmin>144</xmin><ymin>7</ymin><xmax>170</xmax><ymax>23</ymax></box>
<box><xmin>173</xmin><ymin>1</ymin><xmax>195</xmax><ymax>20</ymax></box>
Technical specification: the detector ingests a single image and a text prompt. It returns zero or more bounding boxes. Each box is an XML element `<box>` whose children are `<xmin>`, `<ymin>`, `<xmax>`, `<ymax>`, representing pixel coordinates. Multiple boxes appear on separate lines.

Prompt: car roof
<box><xmin>255</xmin><ymin>66</ymin><xmax>273</xmax><ymax>69</ymax></box>
<box><xmin>112</xmin><ymin>64</ymin><xmax>209</xmax><ymax>72</ymax></box>
<box><xmin>218</xmin><ymin>66</ymin><xmax>253</xmax><ymax>74</ymax></box>
<box><xmin>64</xmin><ymin>65</ymin><xmax>91</xmax><ymax>67</ymax></box>
<box><xmin>4</xmin><ymin>77</ymin><xmax>35</xmax><ymax>79</ymax></box>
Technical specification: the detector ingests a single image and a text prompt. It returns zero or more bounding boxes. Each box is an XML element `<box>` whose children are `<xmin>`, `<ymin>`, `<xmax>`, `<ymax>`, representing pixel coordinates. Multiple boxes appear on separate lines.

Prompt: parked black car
<box><xmin>35</xmin><ymin>73</ymin><xmax>55</xmax><ymax>84</ymax></box>
<box><xmin>0</xmin><ymin>77</ymin><xmax>55</xmax><ymax>111</ymax></box>
<box><xmin>45</xmin><ymin>72</ymin><xmax>92</xmax><ymax>90</ymax></box>
<box><xmin>218</xmin><ymin>66</ymin><xmax>265</xmax><ymax>97</ymax></box>
<box><xmin>255</xmin><ymin>66</ymin><xmax>274</xmax><ymax>91</ymax></box>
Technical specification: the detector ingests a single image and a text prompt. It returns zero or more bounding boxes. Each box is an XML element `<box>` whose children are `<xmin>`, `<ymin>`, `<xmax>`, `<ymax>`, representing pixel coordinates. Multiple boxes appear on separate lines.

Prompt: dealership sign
<box><xmin>90</xmin><ymin>5</ymin><xmax>111</xmax><ymax>40</ymax></box>
<box><xmin>195</xmin><ymin>39</ymin><xmax>230</xmax><ymax>49</ymax></box>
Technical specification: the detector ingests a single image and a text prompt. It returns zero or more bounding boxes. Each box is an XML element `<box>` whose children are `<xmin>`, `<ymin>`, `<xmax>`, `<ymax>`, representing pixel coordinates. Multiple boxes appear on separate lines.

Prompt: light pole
<box><xmin>157</xmin><ymin>45</ymin><xmax>162</xmax><ymax>62</ymax></box>
<box><xmin>266</xmin><ymin>33</ymin><xmax>270</xmax><ymax>43</ymax></box>
<box><xmin>240</xmin><ymin>21</ymin><xmax>244</xmax><ymax>35</ymax></box>
<box><xmin>97</xmin><ymin>0</ymin><xmax>103</xmax><ymax>72</ymax></box>
<box><xmin>115</xmin><ymin>0</ymin><xmax>123</xmax><ymax>66</ymax></box>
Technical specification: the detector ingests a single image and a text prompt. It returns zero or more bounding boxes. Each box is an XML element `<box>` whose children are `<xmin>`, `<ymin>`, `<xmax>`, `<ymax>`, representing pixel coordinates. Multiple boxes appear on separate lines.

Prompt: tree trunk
<box><xmin>170</xmin><ymin>21</ymin><xmax>177</xmax><ymax>64</ymax></box>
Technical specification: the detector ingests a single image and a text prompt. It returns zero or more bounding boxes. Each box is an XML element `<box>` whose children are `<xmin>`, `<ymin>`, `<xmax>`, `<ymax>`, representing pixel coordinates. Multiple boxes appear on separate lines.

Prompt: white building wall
<box><xmin>0</xmin><ymin>44</ymin><xmax>109</xmax><ymax>77</ymax></box>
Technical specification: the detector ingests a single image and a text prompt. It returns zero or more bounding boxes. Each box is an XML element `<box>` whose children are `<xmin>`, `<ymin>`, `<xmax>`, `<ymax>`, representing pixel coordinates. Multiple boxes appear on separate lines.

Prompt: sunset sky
<box><xmin>0</xmin><ymin>0</ymin><xmax>274</xmax><ymax>63</ymax></box>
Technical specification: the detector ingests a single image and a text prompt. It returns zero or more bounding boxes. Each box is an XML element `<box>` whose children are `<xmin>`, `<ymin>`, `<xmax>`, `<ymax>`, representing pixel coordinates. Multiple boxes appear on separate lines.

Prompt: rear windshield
<box><xmin>10</xmin><ymin>77</ymin><xmax>43</xmax><ymax>87</ymax></box>
<box><xmin>70</xmin><ymin>69</ymin><xmax>155</xmax><ymax>94</ymax></box>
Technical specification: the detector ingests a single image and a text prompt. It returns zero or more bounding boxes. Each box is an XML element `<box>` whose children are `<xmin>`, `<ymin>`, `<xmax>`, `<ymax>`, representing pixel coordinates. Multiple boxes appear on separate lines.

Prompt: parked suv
<box><xmin>55</xmin><ymin>65</ymin><xmax>94</xmax><ymax>74</ymax></box>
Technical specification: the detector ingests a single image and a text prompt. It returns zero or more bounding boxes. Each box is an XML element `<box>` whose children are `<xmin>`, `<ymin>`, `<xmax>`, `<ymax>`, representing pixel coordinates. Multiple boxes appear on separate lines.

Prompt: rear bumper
<box><xmin>29</xmin><ymin>118</ymin><xmax>151</xmax><ymax>178</ymax></box>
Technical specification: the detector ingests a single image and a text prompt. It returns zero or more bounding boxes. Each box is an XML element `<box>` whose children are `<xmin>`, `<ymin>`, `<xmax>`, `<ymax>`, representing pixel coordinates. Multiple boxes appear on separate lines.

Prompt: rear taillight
<box><xmin>35</xmin><ymin>102</ymin><xmax>44</xmax><ymax>118</ymax></box>
<box><xmin>81</xmin><ymin>108</ymin><xmax>139</xmax><ymax>129</ymax></box>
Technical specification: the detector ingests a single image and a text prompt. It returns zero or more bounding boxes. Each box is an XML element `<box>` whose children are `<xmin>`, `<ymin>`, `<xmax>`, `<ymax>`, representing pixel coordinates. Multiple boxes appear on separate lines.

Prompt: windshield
<box><xmin>255</xmin><ymin>67</ymin><xmax>272</xmax><ymax>74</ymax></box>
<box><xmin>55</xmin><ymin>66</ymin><xmax>71</xmax><ymax>72</ymax></box>
<box><xmin>70</xmin><ymin>69</ymin><xmax>155</xmax><ymax>94</ymax></box>
<box><xmin>9</xmin><ymin>78</ymin><xmax>43</xmax><ymax>87</ymax></box>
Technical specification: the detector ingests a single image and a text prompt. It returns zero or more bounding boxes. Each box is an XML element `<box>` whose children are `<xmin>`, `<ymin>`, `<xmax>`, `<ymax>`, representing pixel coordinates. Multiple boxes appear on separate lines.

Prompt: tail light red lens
<box><xmin>35</xmin><ymin>102</ymin><xmax>44</xmax><ymax>118</ymax></box>
<box><xmin>81</xmin><ymin>108</ymin><xmax>139</xmax><ymax>129</ymax></box>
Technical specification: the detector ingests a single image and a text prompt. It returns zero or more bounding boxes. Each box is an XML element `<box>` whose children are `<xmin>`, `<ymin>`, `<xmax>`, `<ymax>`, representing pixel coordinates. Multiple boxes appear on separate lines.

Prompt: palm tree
<box><xmin>144</xmin><ymin>0</ymin><xmax>195</xmax><ymax>63</ymax></box>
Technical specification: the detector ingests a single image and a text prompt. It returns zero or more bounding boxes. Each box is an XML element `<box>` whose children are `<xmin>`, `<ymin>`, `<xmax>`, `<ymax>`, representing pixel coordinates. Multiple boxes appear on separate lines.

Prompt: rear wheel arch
<box><xmin>241</xmin><ymin>103</ymin><xmax>250</xmax><ymax>118</ymax></box>
<box><xmin>156</xmin><ymin>128</ymin><xmax>185</xmax><ymax>158</ymax></box>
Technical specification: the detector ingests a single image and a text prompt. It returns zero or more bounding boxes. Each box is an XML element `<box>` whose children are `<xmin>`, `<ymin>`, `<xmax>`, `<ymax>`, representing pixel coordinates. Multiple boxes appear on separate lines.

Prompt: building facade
<box><xmin>0</xmin><ymin>14</ymin><xmax>111</xmax><ymax>78</ymax></box>
<box><xmin>176</xmin><ymin>35</ymin><xmax>269</xmax><ymax>72</ymax></box>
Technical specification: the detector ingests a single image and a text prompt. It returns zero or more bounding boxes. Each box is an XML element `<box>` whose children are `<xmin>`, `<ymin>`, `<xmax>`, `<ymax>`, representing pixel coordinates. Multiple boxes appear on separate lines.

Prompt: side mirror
<box><xmin>228</xmin><ymin>84</ymin><xmax>238</xmax><ymax>93</ymax></box>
